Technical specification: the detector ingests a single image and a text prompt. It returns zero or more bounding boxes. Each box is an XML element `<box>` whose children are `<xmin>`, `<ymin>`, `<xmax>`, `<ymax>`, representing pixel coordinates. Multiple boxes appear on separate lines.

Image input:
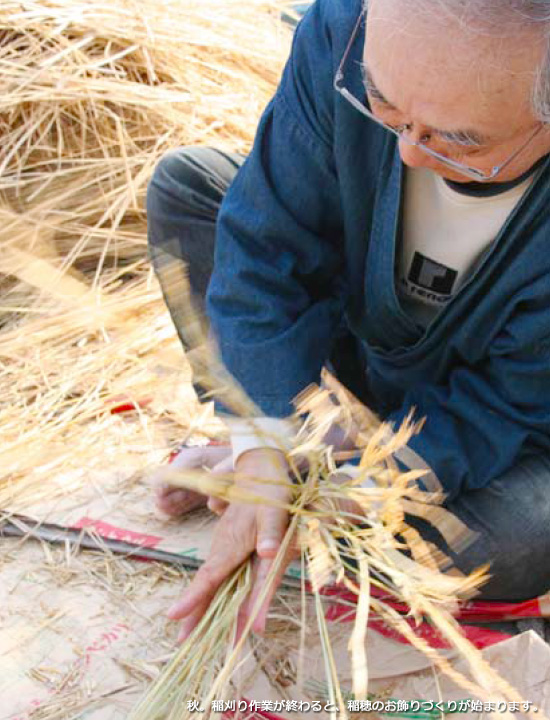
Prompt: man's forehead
<box><xmin>363</xmin><ymin>0</ymin><xmax>542</xmax><ymax>136</ymax></box>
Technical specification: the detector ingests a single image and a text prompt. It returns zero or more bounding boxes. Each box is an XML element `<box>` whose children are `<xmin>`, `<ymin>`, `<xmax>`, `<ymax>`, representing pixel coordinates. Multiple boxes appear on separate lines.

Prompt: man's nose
<box><xmin>398</xmin><ymin>137</ymin><xmax>435</xmax><ymax>170</ymax></box>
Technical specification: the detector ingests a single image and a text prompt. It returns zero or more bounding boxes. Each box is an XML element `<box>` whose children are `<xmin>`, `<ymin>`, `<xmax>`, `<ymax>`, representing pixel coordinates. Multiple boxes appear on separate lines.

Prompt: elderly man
<box><xmin>147</xmin><ymin>0</ymin><xmax>550</xmax><ymax>640</ymax></box>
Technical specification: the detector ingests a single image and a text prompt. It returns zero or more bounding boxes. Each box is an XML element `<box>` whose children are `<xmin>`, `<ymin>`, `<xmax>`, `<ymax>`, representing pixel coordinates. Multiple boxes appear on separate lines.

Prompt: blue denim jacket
<box><xmin>207</xmin><ymin>0</ymin><xmax>550</xmax><ymax>499</ymax></box>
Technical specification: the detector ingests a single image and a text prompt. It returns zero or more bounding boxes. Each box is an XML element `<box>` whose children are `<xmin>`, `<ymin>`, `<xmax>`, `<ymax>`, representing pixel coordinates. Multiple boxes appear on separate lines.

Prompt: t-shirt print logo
<box><xmin>408</xmin><ymin>252</ymin><xmax>458</xmax><ymax>296</ymax></box>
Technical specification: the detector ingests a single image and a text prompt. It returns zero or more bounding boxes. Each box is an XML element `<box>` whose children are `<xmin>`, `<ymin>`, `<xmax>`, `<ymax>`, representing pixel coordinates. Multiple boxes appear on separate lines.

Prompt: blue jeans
<box><xmin>147</xmin><ymin>146</ymin><xmax>550</xmax><ymax>602</ymax></box>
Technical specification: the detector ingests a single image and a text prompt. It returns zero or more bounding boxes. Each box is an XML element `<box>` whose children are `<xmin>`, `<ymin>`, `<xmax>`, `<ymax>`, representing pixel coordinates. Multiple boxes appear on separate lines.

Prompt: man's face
<box><xmin>364</xmin><ymin>0</ymin><xmax>550</xmax><ymax>182</ymax></box>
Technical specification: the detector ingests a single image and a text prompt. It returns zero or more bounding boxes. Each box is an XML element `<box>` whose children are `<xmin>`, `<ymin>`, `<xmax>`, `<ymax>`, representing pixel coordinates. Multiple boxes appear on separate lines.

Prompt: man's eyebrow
<box><xmin>433</xmin><ymin>128</ymin><xmax>489</xmax><ymax>147</ymax></box>
<box><xmin>360</xmin><ymin>63</ymin><xmax>396</xmax><ymax>109</ymax></box>
<box><xmin>361</xmin><ymin>62</ymin><xmax>490</xmax><ymax>146</ymax></box>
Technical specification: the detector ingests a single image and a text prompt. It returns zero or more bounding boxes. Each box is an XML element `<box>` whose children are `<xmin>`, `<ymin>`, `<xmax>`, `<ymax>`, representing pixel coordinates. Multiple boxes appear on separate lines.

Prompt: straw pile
<box><xmin>0</xmin><ymin>0</ymin><xmax>285</xmax><ymax>299</ymax></box>
<box><xmin>0</xmin><ymin>0</ymin><xmax>294</xmax><ymax>505</ymax></box>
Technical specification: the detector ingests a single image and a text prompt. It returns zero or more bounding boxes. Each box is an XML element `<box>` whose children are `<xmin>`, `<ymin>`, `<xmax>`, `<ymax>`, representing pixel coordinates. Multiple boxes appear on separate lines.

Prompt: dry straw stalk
<box><xmin>0</xmin><ymin>0</ymin><xmax>294</xmax><ymax>503</ymax></box>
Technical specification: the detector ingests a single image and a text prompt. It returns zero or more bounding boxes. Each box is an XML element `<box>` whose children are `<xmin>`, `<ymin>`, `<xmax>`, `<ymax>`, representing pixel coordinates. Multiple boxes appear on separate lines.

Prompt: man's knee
<box><xmin>147</xmin><ymin>147</ymin><xmax>204</xmax><ymax>217</ymax></box>
<box><xmin>146</xmin><ymin>147</ymin><xmax>214</xmax><ymax>264</ymax></box>
<box><xmin>442</xmin><ymin>453</ymin><xmax>550</xmax><ymax>600</ymax></box>
<box><xmin>146</xmin><ymin>146</ymin><xmax>245</xmax><ymax>258</ymax></box>
<box><xmin>148</xmin><ymin>146</ymin><xmax>243</xmax><ymax>215</ymax></box>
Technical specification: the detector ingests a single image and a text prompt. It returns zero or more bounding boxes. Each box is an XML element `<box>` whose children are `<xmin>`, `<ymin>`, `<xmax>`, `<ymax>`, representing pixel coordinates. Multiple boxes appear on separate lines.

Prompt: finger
<box><xmin>247</xmin><ymin>548</ymin><xmax>291</xmax><ymax>635</ymax></box>
<box><xmin>167</xmin><ymin>566</ymin><xmax>222</xmax><ymax>620</ymax></box>
<box><xmin>206</xmin><ymin>455</ymin><xmax>234</xmax><ymax>514</ymax></box>
<box><xmin>249</xmin><ymin>556</ymin><xmax>275</xmax><ymax>634</ymax></box>
<box><xmin>166</xmin><ymin>446</ymin><xmax>206</xmax><ymax>471</ymax></box>
<box><xmin>207</xmin><ymin>496</ymin><xmax>228</xmax><ymax>515</ymax></box>
<box><xmin>235</xmin><ymin>553</ymin><xmax>262</xmax><ymax>641</ymax></box>
<box><xmin>156</xmin><ymin>487</ymin><xmax>207</xmax><ymax>516</ymax></box>
<box><xmin>168</xmin><ymin>508</ymin><xmax>256</xmax><ymax>620</ymax></box>
<box><xmin>152</xmin><ymin>448</ymin><xmax>208</xmax><ymax>509</ymax></box>
<box><xmin>256</xmin><ymin>528</ymin><xmax>300</xmax><ymax>635</ymax></box>
<box><xmin>238</xmin><ymin>529</ymin><xmax>298</xmax><ymax>641</ymax></box>
<box><xmin>256</xmin><ymin>505</ymin><xmax>289</xmax><ymax>558</ymax></box>
<box><xmin>154</xmin><ymin>445</ymin><xmax>233</xmax><ymax>516</ymax></box>
<box><xmin>176</xmin><ymin>602</ymin><xmax>209</xmax><ymax>643</ymax></box>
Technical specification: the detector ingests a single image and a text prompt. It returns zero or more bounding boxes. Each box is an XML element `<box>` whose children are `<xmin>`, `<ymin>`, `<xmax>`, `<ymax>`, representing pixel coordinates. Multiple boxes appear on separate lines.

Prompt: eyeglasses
<box><xmin>334</xmin><ymin>11</ymin><xmax>543</xmax><ymax>182</ymax></box>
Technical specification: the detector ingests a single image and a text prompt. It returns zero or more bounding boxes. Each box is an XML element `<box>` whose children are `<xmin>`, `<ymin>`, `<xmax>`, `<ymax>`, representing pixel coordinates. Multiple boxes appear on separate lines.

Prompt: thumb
<box><xmin>206</xmin><ymin>455</ymin><xmax>234</xmax><ymax>515</ymax></box>
<box><xmin>256</xmin><ymin>506</ymin><xmax>288</xmax><ymax>558</ymax></box>
<box><xmin>207</xmin><ymin>496</ymin><xmax>228</xmax><ymax>515</ymax></box>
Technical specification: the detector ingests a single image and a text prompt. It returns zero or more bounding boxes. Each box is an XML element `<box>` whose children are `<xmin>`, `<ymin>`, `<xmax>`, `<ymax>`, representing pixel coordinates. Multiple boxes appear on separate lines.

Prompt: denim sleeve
<box><xmin>207</xmin><ymin>0</ymin><xmax>346</xmax><ymax>417</ymax></box>
<box><xmin>387</xmin><ymin>305</ymin><xmax>550</xmax><ymax>500</ymax></box>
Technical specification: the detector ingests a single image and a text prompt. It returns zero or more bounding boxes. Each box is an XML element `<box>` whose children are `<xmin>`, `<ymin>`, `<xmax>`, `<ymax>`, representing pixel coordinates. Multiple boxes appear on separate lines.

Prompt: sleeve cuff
<box><xmin>225</xmin><ymin>416</ymin><xmax>296</xmax><ymax>466</ymax></box>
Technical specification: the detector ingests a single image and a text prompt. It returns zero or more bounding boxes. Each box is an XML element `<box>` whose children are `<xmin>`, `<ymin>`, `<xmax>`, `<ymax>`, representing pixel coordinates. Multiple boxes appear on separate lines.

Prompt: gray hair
<box><xmin>366</xmin><ymin>0</ymin><xmax>550</xmax><ymax>122</ymax></box>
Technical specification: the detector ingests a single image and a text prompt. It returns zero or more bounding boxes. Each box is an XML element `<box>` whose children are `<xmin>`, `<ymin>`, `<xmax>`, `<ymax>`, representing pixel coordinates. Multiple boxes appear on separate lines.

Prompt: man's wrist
<box><xmin>235</xmin><ymin>446</ymin><xmax>289</xmax><ymax>475</ymax></box>
<box><xmin>224</xmin><ymin>416</ymin><xmax>295</xmax><ymax>467</ymax></box>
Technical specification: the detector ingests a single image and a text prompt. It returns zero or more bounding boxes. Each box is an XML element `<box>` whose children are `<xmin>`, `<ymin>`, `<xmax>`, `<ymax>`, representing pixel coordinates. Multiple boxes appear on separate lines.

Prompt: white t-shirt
<box><xmin>396</xmin><ymin>167</ymin><xmax>534</xmax><ymax>327</ymax></box>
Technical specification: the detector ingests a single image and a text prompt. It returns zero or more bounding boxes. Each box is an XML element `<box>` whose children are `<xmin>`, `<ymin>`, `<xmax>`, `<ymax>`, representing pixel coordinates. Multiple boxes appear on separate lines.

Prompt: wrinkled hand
<box><xmin>167</xmin><ymin>448</ymin><xmax>294</xmax><ymax>642</ymax></box>
<box><xmin>154</xmin><ymin>418</ymin><xmax>357</xmax><ymax>518</ymax></box>
<box><xmin>154</xmin><ymin>444</ymin><xmax>232</xmax><ymax>517</ymax></box>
